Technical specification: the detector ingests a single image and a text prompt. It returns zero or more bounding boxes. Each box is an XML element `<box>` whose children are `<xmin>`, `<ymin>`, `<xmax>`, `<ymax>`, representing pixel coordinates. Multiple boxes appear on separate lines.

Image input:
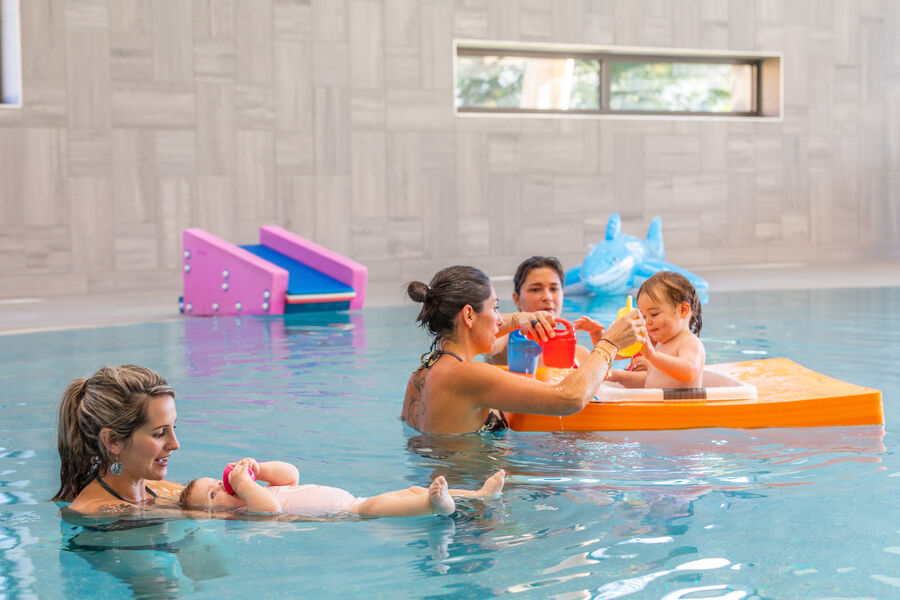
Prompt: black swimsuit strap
<box><xmin>420</xmin><ymin>349</ymin><xmax>464</xmax><ymax>368</ymax></box>
<box><xmin>96</xmin><ymin>476</ymin><xmax>157</xmax><ymax>504</ymax></box>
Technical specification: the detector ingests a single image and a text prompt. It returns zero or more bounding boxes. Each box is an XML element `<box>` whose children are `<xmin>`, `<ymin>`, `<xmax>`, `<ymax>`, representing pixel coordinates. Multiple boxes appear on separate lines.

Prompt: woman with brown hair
<box><xmin>401</xmin><ymin>265</ymin><xmax>645</xmax><ymax>434</ymax></box>
<box><xmin>53</xmin><ymin>364</ymin><xmax>182</xmax><ymax>513</ymax></box>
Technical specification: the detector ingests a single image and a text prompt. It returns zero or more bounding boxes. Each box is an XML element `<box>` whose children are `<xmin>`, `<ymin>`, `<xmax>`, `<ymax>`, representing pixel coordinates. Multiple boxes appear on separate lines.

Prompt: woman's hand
<box><xmin>517</xmin><ymin>310</ymin><xmax>556</xmax><ymax>342</ymax></box>
<box><xmin>602</xmin><ymin>309</ymin><xmax>646</xmax><ymax>351</ymax></box>
<box><xmin>228</xmin><ymin>457</ymin><xmax>260</xmax><ymax>477</ymax></box>
<box><xmin>573</xmin><ymin>316</ymin><xmax>606</xmax><ymax>346</ymax></box>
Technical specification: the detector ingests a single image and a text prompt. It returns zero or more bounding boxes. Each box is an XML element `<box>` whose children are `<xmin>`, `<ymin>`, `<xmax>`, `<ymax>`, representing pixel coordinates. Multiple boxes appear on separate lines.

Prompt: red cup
<box><xmin>530</xmin><ymin>318</ymin><xmax>577</xmax><ymax>368</ymax></box>
<box><xmin>223</xmin><ymin>464</ymin><xmax>256</xmax><ymax>495</ymax></box>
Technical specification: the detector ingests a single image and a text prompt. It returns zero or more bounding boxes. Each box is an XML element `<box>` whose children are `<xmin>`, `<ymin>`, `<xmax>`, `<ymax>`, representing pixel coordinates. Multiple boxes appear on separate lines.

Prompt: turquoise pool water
<box><xmin>1</xmin><ymin>287</ymin><xmax>899</xmax><ymax>598</ymax></box>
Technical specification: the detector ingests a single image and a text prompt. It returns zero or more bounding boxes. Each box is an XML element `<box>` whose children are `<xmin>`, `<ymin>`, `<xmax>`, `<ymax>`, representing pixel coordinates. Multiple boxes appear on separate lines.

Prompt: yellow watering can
<box><xmin>615</xmin><ymin>295</ymin><xmax>643</xmax><ymax>358</ymax></box>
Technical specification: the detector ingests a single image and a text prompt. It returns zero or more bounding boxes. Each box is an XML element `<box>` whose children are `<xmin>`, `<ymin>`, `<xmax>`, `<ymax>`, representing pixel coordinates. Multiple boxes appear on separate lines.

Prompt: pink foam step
<box><xmin>182</xmin><ymin>229</ymin><xmax>288</xmax><ymax>316</ymax></box>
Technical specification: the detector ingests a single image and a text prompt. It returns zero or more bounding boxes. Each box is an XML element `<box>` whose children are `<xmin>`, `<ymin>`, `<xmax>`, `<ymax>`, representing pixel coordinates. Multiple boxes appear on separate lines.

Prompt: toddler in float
<box><xmin>179</xmin><ymin>457</ymin><xmax>505</xmax><ymax>518</ymax></box>
<box><xmin>608</xmin><ymin>271</ymin><xmax>706</xmax><ymax>389</ymax></box>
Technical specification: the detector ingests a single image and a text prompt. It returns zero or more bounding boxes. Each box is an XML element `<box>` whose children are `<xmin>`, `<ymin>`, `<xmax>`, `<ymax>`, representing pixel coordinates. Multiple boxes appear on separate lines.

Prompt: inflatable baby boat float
<box><xmin>503</xmin><ymin>358</ymin><xmax>883</xmax><ymax>431</ymax></box>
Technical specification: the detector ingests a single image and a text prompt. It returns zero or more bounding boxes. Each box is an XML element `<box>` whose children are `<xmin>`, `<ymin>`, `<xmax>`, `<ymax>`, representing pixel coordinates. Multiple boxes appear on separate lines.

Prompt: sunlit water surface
<box><xmin>1</xmin><ymin>287</ymin><xmax>899</xmax><ymax>599</ymax></box>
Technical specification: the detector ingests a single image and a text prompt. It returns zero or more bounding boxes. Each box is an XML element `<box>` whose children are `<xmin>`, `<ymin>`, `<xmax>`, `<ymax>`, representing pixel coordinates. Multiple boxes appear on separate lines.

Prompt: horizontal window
<box><xmin>455</xmin><ymin>43</ymin><xmax>781</xmax><ymax>119</ymax></box>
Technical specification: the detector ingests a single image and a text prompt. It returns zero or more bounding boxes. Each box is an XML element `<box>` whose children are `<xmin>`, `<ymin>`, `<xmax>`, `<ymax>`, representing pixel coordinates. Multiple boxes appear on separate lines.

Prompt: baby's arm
<box><xmin>642</xmin><ymin>335</ymin><xmax>705</xmax><ymax>383</ymax></box>
<box><xmin>256</xmin><ymin>461</ymin><xmax>300</xmax><ymax>486</ymax></box>
<box><xmin>607</xmin><ymin>369</ymin><xmax>648</xmax><ymax>388</ymax></box>
<box><xmin>573</xmin><ymin>316</ymin><xmax>606</xmax><ymax>346</ymax></box>
<box><xmin>230</xmin><ymin>463</ymin><xmax>282</xmax><ymax>513</ymax></box>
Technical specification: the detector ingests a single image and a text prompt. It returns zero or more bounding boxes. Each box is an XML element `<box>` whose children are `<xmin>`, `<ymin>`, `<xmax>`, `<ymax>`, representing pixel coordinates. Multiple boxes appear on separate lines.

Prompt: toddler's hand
<box><xmin>629</xmin><ymin>356</ymin><xmax>649</xmax><ymax>372</ymax></box>
<box><xmin>228</xmin><ymin>462</ymin><xmax>255</xmax><ymax>492</ymax></box>
<box><xmin>573</xmin><ymin>316</ymin><xmax>605</xmax><ymax>346</ymax></box>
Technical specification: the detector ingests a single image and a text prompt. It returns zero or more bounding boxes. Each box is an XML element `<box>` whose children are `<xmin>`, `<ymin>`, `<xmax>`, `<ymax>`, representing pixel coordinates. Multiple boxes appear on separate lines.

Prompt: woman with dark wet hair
<box><xmin>402</xmin><ymin>265</ymin><xmax>645</xmax><ymax>434</ymax></box>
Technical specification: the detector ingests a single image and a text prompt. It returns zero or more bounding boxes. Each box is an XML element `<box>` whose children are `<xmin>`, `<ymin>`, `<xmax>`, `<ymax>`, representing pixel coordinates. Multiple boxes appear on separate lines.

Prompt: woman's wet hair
<box><xmin>513</xmin><ymin>256</ymin><xmax>566</xmax><ymax>295</ymax></box>
<box><xmin>407</xmin><ymin>265</ymin><xmax>493</xmax><ymax>344</ymax></box>
<box><xmin>53</xmin><ymin>365</ymin><xmax>174</xmax><ymax>502</ymax></box>
<box><xmin>637</xmin><ymin>271</ymin><xmax>703</xmax><ymax>335</ymax></box>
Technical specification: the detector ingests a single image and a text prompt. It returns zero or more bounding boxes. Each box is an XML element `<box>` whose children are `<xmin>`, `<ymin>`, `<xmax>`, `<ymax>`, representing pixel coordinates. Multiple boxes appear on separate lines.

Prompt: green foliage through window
<box><xmin>610</xmin><ymin>61</ymin><xmax>752</xmax><ymax>112</ymax></box>
<box><xmin>456</xmin><ymin>55</ymin><xmax>600</xmax><ymax>111</ymax></box>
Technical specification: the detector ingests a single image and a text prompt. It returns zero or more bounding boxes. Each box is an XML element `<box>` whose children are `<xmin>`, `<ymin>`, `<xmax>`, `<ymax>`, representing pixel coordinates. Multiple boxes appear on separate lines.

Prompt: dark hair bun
<box><xmin>407</xmin><ymin>266</ymin><xmax>492</xmax><ymax>341</ymax></box>
<box><xmin>406</xmin><ymin>281</ymin><xmax>429</xmax><ymax>304</ymax></box>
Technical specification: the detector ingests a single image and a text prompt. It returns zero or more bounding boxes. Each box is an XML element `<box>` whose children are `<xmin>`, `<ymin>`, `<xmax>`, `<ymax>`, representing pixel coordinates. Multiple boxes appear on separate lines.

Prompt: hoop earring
<box><xmin>110</xmin><ymin>454</ymin><xmax>124</xmax><ymax>476</ymax></box>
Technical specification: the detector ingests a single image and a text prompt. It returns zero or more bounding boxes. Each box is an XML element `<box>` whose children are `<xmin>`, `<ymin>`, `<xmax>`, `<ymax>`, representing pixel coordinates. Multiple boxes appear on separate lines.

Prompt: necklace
<box><xmin>96</xmin><ymin>476</ymin><xmax>158</xmax><ymax>505</ymax></box>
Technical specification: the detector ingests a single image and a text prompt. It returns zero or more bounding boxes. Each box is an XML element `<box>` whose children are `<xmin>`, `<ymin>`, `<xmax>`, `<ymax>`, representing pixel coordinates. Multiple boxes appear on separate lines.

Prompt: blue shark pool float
<box><xmin>565</xmin><ymin>213</ymin><xmax>709</xmax><ymax>296</ymax></box>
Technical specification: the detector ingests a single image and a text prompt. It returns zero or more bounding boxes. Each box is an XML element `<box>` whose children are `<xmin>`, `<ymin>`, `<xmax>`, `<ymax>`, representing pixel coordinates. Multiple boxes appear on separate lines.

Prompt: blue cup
<box><xmin>508</xmin><ymin>330</ymin><xmax>542</xmax><ymax>374</ymax></box>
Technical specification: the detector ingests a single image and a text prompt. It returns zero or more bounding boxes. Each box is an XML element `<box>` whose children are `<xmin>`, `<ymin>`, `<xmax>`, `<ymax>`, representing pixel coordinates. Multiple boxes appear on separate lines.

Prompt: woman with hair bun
<box><xmin>402</xmin><ymin>265</ymin><xmax>646</xmax><ymax>434</ymax></box>
<box><xmin>53</xmin><ymin>365</ymin><xmax>182</xmax><ymax>513</ymax></box>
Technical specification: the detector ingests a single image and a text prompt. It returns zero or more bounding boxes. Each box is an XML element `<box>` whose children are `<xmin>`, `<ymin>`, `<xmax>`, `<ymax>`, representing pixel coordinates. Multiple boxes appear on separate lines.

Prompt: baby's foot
<box><xmin>477</xmin><ymin>469</ymin><xmax>506</xmax><ymax>498</ymax></box>
<box><xmin>429</xmin><ymin>476</ymin><xmax>455</xmax><ymax>516</ymax></box>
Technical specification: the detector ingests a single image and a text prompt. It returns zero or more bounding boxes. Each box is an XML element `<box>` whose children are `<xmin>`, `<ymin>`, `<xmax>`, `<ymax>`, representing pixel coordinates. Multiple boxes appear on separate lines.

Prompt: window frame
<box><xmin>0</xmin><ymin>0</ymin><xmax>23</xmax><ymax>108</ymax></box>
<box><xmin>454</xmin><ymin>41</ymin><xmax>781</xmax><ymax>120</ymax></box>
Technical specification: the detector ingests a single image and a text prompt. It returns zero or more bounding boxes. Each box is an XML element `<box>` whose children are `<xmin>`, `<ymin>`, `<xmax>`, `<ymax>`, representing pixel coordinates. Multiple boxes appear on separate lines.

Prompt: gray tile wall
<box><xmin>1</xmin><ymin>0</ymin><xmax>898</xmax><ymax>298</ymax></box>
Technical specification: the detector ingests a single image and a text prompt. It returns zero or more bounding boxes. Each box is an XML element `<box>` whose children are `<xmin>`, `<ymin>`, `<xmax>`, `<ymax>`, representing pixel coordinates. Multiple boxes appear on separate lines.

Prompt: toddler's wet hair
<box><xmin>637</xmin><ymin>271</ymin><xmax>702</xmax><ymax>335</ymax></box>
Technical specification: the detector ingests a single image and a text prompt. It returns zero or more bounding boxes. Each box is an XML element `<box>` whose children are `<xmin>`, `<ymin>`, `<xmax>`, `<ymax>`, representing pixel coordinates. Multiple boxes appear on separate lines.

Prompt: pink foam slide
<box><xmin>182</xmin><ymin>227</ymin><xmax>367</xmax><ymax>316</ymax></box>
<box><xmin>182</xmin><ymin>229</ymin><xmax>288</xmax><ymax>316</ymax></box>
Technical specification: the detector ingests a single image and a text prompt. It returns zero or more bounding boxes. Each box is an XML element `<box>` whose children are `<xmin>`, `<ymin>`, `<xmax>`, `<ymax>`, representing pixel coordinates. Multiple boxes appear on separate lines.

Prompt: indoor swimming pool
<box><xmin>1</xmin><ymin>286</ymin><xmax>898</xmax><ymax>599</ymax></box>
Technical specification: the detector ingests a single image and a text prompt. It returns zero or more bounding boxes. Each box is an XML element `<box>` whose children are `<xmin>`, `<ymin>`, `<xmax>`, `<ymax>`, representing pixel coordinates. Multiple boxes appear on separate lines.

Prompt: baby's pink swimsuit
<box><xmin>266</xmin><ymin>484</ymin><xmax>366</xmax><ymax>516</ymax></box>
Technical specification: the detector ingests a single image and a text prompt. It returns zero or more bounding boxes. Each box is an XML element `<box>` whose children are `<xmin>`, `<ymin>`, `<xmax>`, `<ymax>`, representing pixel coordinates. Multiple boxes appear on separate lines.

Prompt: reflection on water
<box><xmin>60</xmin><ymin>511</ymin><xmax>233</xmax><ymax>599</ymax></box>
<box><xmin>405</xmin><ymin>430</ymin><xmax>516</xmax><ymax>486</ymax></box>
<box><xmin>397</xmin><ymin>424</ymin><xmax>888</xmax><ymax>598</ymax></box>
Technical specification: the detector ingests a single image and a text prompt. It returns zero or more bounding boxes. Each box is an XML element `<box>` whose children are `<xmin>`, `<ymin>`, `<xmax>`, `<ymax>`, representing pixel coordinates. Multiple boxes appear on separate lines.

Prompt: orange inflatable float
<box><xmin>504</xmin><ymin>358</ymin><xmax>884</xmax><ymax>431</ymax></box>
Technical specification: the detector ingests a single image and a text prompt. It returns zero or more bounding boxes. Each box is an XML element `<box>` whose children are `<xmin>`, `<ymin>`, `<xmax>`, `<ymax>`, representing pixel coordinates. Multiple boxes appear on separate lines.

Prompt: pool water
<box><xmin>1</xmin><ymin>287</ymin><xmax>899</xmax><ymax>599</ymax></box>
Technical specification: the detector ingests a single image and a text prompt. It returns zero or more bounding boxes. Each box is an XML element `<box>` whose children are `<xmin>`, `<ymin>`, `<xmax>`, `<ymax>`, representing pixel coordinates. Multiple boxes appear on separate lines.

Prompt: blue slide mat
<box><xmin>240</xmin><ymin>245</ymin><xmax>354</xmax><ymax>296</ymax></box>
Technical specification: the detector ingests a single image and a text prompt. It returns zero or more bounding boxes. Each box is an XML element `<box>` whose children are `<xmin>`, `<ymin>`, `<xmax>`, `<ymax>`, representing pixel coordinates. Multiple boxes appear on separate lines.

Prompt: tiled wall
<box><xmin>1</xmin><ymin>0</ymin><xmax>898</xmax><ymax>299</ymax></box>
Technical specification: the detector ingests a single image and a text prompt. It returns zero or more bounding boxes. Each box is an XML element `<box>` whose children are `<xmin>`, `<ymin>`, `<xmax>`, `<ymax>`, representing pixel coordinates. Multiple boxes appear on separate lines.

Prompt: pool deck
<box><xmin>1</xmin><ymin>259</ymin><xmax>898</xmax><ymax>336</ymax></box>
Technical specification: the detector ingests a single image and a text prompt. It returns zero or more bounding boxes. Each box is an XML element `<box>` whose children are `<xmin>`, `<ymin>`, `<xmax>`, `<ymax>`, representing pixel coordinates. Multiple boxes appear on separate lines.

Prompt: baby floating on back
<box><xmin>179</xmin><ymin>457</ymin><xmax>505</xmax><ymax>518</ymax></box>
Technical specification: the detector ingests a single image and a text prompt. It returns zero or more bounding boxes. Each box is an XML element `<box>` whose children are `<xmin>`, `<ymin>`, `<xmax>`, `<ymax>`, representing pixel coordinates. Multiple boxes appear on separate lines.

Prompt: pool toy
<box><xmin>223</xmin><ymin>464</ymin><xmax>256</xmax><ymax>495</ymax></box>
<box><xmin>181</xmin><ymin>226</ymin><xmax>367</xmax><ymax>316</ymax></box>
<box><xmin>508</xmin><ymin>330</ymin><xmax>542</xmax><ymax>374</ymax></box>
<box><xmin>615</xmin><ymin>295</ymin><xmax>643</xmax><ymax>358</ymax></box>
<box><xmin>526</xmin><ymin>318</ymin><xmax>578</xmax><ymax>368</ymax></box>
<box><xmin>502</xmin><ymin>358</ymin><xmax>883</xmax><ymax>431</ymax></box>
<box><xmin>564</xmin><ymin>213</ymin><xmax>709</xmax><ymax>296</ymax></box>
